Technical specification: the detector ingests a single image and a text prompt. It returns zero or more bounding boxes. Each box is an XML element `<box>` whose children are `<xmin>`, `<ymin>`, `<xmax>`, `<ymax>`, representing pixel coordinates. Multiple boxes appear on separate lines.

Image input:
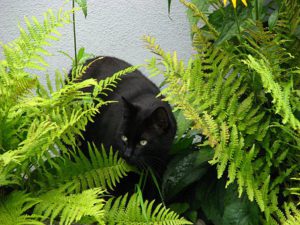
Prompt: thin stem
<box><xmin>72</xmin><ymin>0</ymin><xmax>78</xmax><ymax>67</ymax></box>
<box><xmin>234</xmin><ymin>8</ymin><xmax>241</xmax><ymax>38</ymax></box>
<box><xmin>255</xmin><ymin>0</ymin><xmax>259</xmax><ymax>21</ymax></box>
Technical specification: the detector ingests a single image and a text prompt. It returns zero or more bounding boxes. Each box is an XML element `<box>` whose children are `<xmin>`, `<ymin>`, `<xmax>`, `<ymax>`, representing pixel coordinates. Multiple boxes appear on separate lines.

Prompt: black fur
<box><xmin>77</xmin><ymin>56</ymin><xmax>176</xmax><ymax>174</ymax></box>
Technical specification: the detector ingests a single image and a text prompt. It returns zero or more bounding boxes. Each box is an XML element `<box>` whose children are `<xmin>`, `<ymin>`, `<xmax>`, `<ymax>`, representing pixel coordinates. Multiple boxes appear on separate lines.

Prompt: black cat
<box><xmin>76</xmin><ymin>56</ymin><xmax>176</xmax><ymax>174</ymax></box>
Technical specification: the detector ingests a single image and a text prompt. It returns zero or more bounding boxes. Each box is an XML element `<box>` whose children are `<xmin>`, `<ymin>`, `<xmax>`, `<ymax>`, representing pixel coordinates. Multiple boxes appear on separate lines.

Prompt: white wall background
<box><xmin>0</xmin><ymin>0</ymin><xmax>193</xmax><ymax>84</ymax></box>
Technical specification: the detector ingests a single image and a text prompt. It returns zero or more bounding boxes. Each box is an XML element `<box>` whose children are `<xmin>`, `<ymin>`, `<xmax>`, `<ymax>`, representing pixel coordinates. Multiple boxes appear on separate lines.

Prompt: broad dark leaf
<box><xmin>168</xmin><ymin>202</ymin><xmax>190</xmax><ymax>215</ymax></box>
<box><xmin>174</xmin><ymin>110</ymin><xmax>192</xmax><ymax>140</ymax></box>
<box><xmin>268</xmin><ymin>9</ymin><xmax>278</xmax><ymax>30</ymax></box>
<box><xmin>195</xmin><ymin>174</ymin><xmax>260</xmax><ymax>225</ymax></box>
<box><xmin>162</xmin><ymin>147</ymin><xmax>213</xmax><ymax>201</ymax></box>
<box><xmin>170</xmin><ymin>137</ymin><xmax>194</xmax><ymax>155</ymax></box>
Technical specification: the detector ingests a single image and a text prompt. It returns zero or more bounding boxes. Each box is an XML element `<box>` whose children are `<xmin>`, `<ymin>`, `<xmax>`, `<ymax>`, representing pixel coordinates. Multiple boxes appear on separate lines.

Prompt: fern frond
<box><xmin>179</xmin><ymin>0</ymin><xmax>218</xmax><ymax>38</ymax></box>
<box><xmin>0</xmin><ymin>191</ymin><xmax>42</xmax><ymax>225</ymax></box>
<box><xmin>95</xmin><ymin>64</ymin><xmax>141</xmax><ymax>97</ymax></box>
<box><xmin>283</xmin><ymin>203</ymin><xmax>300</xmax><ymax>225</ymax></box>
<box><xmin>34</xmin><ymin>184</ymin><xmax>105</xmax><ymax>225</ymax></box>
<box><xmin>31</xmin><ymin>144</ymin><xmax>133</xmax><ymax>192</ymax></box>
<box><xmin>143</xmin><ymin>36</ymin><xmax>166</xmax><ymax>58</ymax></box>
<box><xmin>104</xmin><ymin>193</ymin><xmax>192</xmax><ymax>225</ymax></box>
<box><xmin>243</xmin><ymin>55</ymin><xmax>300</xmax><ymax>130</ymax></box>
<box><xmin>0</xmin><ymin>121</ymin><xmax>57</xmax><ymax>186</ymax></box>
<box><xmin>2</xmin><ymin>8</ymin><xmax>71</xmax><ymax>73</ymax></box>
<box><xmin>145</xmin><ymin>0</ymin><xmax>300</xmax><ymax>223</ymax></box>
<box><xmin>0</xmin><ymin>8</ymin><xmax>71</xmax><ymax>107</ymax></box>
<box><xmin>289</xmin><ymin>173</ymin><xmax>300</xmax><ymax>202</ymax></box>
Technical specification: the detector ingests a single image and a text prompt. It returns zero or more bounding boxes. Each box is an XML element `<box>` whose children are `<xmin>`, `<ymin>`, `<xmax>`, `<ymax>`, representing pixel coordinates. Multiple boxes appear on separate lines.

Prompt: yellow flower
<box><xmin>223</xmin><ymin>0</ymin><xmax>248</xmax><ymax>8</ymax></box>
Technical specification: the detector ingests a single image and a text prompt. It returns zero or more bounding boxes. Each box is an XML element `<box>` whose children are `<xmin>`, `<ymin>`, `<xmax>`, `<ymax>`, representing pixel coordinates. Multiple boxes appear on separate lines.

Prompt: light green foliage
<box><xmin>0</xmin><ymin>5</ymin><xmax>189</xmax><ymax>225</ymax></box>
<box><xmin>104</xmin><ymin>193</ymin><xmax>192</xmax><ymax>225</ymax></box>
<box><xmin>290</xmin><ymin>174</ymin><xmax>300</xmax><ymax>198</ymax></box>
<box><xmin>34</xmin><ymin>185</ymin><xmax>105</xmax><ymax>225</ymax></box>
<box><xmin>284</xmin><ymin>203</ymin><xmax>300</xmax><ymax>225</ymax></box>
<box><xmin>0</xmin><ymin>192</ymin><xmax>42</xmax><ymax>225</ymax></box>
<box><xmin>0</xmin><ymin>7</ymin><xmax>74</xmax><ymax>187</ymax></box>
<box><xmin>75</xmin><ymin>0</ymin><xmax>88</xmax><ymax>17</ymax></box>
<box><xmin>30</xmin><ymin>144</ymin><xmax>133</xmax><ymax>192</ymax></box>
<box><xmin>243</xmin><ymin>55</ymin><xmax>300</xmax><ymax>129</ymax></box>
<box><xmin>144</xmin><ymin>0</ymin><xmax>300</xmax><ymax>223</ymax></box>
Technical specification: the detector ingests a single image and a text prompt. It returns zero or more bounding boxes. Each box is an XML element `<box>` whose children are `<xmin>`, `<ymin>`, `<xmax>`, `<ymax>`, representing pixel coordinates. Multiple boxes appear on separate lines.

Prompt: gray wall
<box><xmin>0</xmin><ymin>0</ymin><xmax>192</xmax><ymax>84</ymax></box>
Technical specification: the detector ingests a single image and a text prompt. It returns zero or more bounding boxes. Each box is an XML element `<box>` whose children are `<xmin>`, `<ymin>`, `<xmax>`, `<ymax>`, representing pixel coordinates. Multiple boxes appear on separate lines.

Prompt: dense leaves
<box><xmin>0</xmin><ymin>6</ymin><xmax>187</xmax><ymax>225</ymax></box>
<box><xmin>195</xmin><ymin>174</ymin><xmax>260</xmax><ymax>225</ymax></box>
<box><xmin>148</xmin><ymin>0</ymin><xmax>300</xmax><ymax>224</ymax></box>
<box><xmin>163</xmin><ymin>147</ymin><xmax>213</xmax><ymax>201</ymax></box>
<box><xmin>104</xmin><ymin>193</ymin><xmax>192</xmax><ymax>225</ymax></box>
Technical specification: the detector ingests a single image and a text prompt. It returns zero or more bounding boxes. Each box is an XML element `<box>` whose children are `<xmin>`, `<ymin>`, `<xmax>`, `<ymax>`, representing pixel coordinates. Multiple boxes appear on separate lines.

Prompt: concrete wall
<box><xmin>0</xmin><ymin>0</ymin><xmax>192</xmax><ymax>84</ymax></box>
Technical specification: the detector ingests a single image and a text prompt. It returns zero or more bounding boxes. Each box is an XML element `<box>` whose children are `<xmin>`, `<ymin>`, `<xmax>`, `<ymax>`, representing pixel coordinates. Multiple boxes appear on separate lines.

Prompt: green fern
<box><xmin>34</xmin><ymin>184</ymin><xmax>105</xmax><ymax>225</ymax></box>
<box><xmin>0</xmin><ymin>191</ymin><xmax>42</xmax><ymax>225</ymax></box>
<box><xmin>30</xmin><ymin>144</ymin><xmax>133</xmax><ymax>192</ymax></box>
<box><xmin>0</xmin><ymin>5</ymin><xmax>145</xmax><ymax>225</ymax></box>
<box><xmin>143</xmin><ymin>0</ymin><xmax>300</xmax><ymax>221</ymax></box>
<box><xmin>0</xmin><ymin>4</ymin><xmax>190</xmax><ymax>225</ymax></box>
<box><xmin>0</xmin><ymin>8</ymin><xmax>71</xmax><ymax>106</ymax></box>
<box><xmin>283</xmin><ymin>203</ymin><xmax>300</xmax><ymax>225</ymax></box>
<box><xmin>104</xmin><ymin>193</ymin><xmax>192</xmax><ymax>225</ymax></box>
<box><xmin>243</xmin><ymin>55</ymin><xmax>300</xmax><ymax>130</ymax></box>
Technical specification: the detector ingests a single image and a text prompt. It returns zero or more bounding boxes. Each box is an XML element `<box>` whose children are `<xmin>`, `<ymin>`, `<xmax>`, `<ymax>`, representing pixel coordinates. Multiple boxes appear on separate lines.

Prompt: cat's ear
<box><xmin>149</xmin><ymin>107</ymin><xmax>170</xmax><ymax>133</ymax></box>
<box><xmin>121</xmin><ymin>96</ymin><xmax>138</xmax><ymax>113</ymax></box>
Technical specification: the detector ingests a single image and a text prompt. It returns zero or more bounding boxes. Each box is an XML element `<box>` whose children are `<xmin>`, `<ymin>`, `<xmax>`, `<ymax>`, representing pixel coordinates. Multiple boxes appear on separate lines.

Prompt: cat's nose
<box><xmin>123</xmin><ymin>147</ymin><xmax>133</xmax><ymax>159</ymax></box>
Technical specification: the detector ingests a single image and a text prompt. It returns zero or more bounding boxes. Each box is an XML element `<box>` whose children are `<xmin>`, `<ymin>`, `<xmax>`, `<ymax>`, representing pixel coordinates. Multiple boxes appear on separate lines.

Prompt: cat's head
<box><xmin>113</xmin><ymin>96</ymin><xmax>176</xmax><ymax>170</ymax></box>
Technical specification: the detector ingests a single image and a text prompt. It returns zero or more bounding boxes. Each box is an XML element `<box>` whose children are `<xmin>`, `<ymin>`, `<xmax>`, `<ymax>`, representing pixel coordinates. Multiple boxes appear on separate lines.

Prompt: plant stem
<box><xmin>72</xmin><ymin>0</ymin><xmax>78</xmax><ymax>67</ymax></box>
<box><xmin>234</xmin><ymin>8</ymin><xmax>241</xmax><ymax>38</ymax></box>
<box><xmin>255</xmin><ymin>0</ymin><xmax>259</xmax><ymax>21</ymax></box>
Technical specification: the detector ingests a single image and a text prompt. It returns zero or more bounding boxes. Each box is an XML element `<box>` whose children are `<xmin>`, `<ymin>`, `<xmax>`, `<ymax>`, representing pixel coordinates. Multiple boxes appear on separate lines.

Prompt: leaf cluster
<box><xmin>146</xmin><ymin>0</ymin><xmax>300</xmax><ymax>224</ymax></box>
<box><xmin>0</xmin><ymin>5</ymin><xmax>190</xmax><ymax>225</ymax></box>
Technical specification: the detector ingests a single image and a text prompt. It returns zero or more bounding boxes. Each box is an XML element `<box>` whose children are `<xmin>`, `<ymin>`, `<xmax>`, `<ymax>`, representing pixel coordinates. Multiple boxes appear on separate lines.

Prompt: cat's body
<box><xmin>77</xmin><ymin>56</ymin><xmax>176</xmax><ymax>174</ymax></box>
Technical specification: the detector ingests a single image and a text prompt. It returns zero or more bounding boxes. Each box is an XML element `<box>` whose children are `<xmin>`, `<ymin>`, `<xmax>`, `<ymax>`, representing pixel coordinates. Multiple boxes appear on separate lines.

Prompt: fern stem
<box><xmin>234</xmin><ymin>8</ymin><xmax>241</xmax><ymax>39</ymax></box>
<box><xmin>72</xmin><ymin>0</ymin><xmax>78</xmax><ymax>67</ymax></box>
<box><xmin>255</xmin><ymin>0</ymin><xmax>259</xmax><ymax>21</ymax></box>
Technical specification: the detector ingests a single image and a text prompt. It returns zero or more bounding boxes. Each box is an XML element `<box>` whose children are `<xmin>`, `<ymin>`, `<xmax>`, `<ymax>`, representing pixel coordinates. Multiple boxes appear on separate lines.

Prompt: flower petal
<box><xmin>242</xmin><ymin>0</ymin><xmax>248</xmax><ymax>6</ymax></box>
<box><xmin>231</xmin><ymin>0</ymin><xmax>237</xmax><ymax>8</ymax></box>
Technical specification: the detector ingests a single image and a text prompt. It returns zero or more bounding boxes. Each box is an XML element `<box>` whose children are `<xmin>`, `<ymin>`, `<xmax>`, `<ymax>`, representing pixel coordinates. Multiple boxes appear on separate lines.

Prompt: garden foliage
<box><xmin>147</xmin><ymin>0</ymin><xmax>300</xmax><ymax>224</ymax></box>
<box><xmin>0</xmin><ymin>5</ymin><xmax>190</xmax><ymax>225</ymax></box>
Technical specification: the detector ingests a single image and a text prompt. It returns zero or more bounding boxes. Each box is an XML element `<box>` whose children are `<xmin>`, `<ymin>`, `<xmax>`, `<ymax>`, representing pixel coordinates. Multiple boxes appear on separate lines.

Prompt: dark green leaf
<box><xmin>75</xmin><ymin>0</ymin><xmax>87</xmax><ymax>17</ymax></box>
<box><xmin>170</xmin><ymin>137</ymin><xmax>194</xmax><ymax>155</ymax></box>
<box><xmin>175</xmin><ymin>110</ymin><xmax>192</xmax><ymax>139</ymax></box>
<box><xmin>185</xmin><ymin>210</ymin><xmax>198</xmax><ymax>223</ymax></box>
<box><xmin>222</xmin><ymin>200</ymin><xmax>260</xmax><ymax>225</ymax></box>
<box><xmin>294</xmin><ymin>25</ymin><xmax>300</xmax><ymax>39</ymax></box>
<box><xmin>168</xmin><ymin>202</ymin><xmax>190</xmax><ymax>215</ymax></box>
<box><xmin>251</xmin><ymin>0</ymin><xmax>264</xmax><ymax>20</ymax></box>
<box><xmin>168</xmin><ymin>0</ymin><xmax>172</xmax><ymax>14</ymax></box>
<box><xmin>195</xmin><ymin>175</ymin><xmax>260</xmax><ymax>225</ymax></box>
<box><xmin>162</xmin><ymin>147</ymin><xmax>213</xmax><ymax>201</ymax></box>
<box><xmin>213</xmin><ymin>7</ymin><xmax>250</xmax><ymax>45</ymax></box>
<box><xmin>268</xmin><ymin>9</ymin><xmax>278</xmax><ymax>30</ymax></box>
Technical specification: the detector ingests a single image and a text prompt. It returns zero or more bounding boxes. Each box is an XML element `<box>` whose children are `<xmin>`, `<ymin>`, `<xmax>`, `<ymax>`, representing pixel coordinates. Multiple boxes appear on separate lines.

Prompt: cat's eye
<box><xmin>121</xmin><ymin>135</ymin><xmax>128</xmax><ymax>142</ymax></box>
<box><xmin>140</xmin><ymin>140</ymin><xmax>148</xmax><ymax>146</ymax></box>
